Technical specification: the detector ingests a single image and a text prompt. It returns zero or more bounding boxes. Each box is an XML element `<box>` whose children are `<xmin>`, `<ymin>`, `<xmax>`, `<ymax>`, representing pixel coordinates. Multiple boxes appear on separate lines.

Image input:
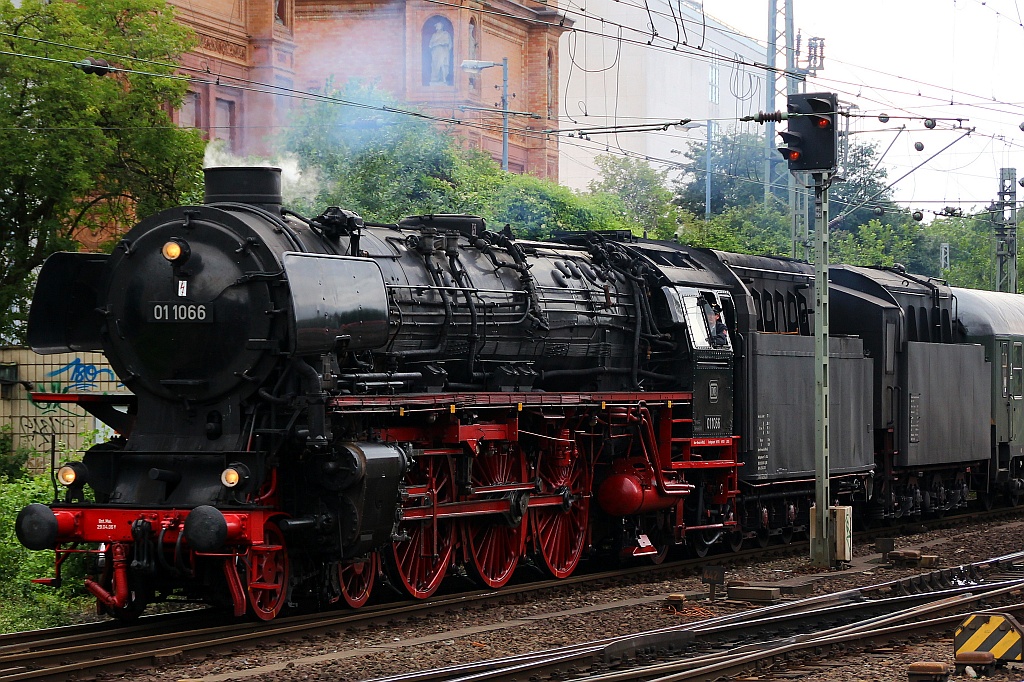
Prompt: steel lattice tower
<box><xmin>996</xmin><ymin>168</ymin><xmax>1018</xmax><ymax>293</ymax></box>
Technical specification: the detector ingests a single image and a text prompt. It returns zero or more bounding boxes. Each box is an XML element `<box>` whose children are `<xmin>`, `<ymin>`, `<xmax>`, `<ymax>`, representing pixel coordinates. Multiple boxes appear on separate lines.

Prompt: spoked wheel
<box><xmin>531</xmin><ymin>445</ymin><xmax>590</xmax><ymax>579</ymax></box>
<box><xmin>338</xmin><ymin>553</ymin><xmax>379</xmax><ymax>608</ymax></box>
<box><xmin>638</xmin><ymin>512</ymin><xmax>672</xmax><ymax>565</ymax></box>
<box><xmin>646</xmin><ymin>540</ymin><xmax>671</xmax><ymax>565</ymax></box>
<box><xmin>387</xmin><ymin>455</ymin><xmax>456</xmax><ymax>599</ymax></box>
<box><xmin>690</xmin><ymin>530</ymin><xmax>720</xmax><ymax>559</ymax></box>
<box><xmin>727</xmin><ymin>531</ymin><xmax>744</xmax><ymax>553</ymax></box>
<box><xmin>246</xmin><ymin>520</ymin><xmax>290</xmax><ymax>621</ymax></box>
<box><xmin>466</xmin><ymin>447</ymin><xmax>528</xmax><ymax>589</ymax></box>
<box><xmin>690</xmin><ymin>535</ymin><xmax>711</xmax><ymax>559</ymax></box>
<box><xmin>780</xmin><ymin>526</ymin><xmax>794</xmax><ymax>544</ymax></box>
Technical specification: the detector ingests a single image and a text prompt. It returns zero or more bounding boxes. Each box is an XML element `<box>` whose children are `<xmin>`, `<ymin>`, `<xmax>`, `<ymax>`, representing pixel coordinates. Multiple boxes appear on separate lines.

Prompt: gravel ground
<box><xmin>106</xmin><ymin>516</ymin><xmax>1024</xmax><ymax>682</ymax></box>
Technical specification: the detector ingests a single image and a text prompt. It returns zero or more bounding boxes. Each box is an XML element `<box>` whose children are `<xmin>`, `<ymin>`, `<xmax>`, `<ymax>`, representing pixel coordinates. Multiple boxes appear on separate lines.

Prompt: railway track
<box><xmin>3</xmin><ymin>508</ymin><xmax>1021</xmax><ymax>681</ymax></box>
<box><xmin>363</xmin><ymin>552</ymin><xmax>1024</xmax><ymax>682</ymax></box>
<box><xmin>0</xmin><ymin>548</ymin><xmax>771</xmax><ymax>682</ymax></box>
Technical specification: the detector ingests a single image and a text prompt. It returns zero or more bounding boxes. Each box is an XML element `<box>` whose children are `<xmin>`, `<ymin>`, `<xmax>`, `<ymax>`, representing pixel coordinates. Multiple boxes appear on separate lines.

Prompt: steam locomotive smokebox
<box><xmin>204</xmin><ymin>166</ymin><xmax>283</xmax><ymax>212</ymax></box>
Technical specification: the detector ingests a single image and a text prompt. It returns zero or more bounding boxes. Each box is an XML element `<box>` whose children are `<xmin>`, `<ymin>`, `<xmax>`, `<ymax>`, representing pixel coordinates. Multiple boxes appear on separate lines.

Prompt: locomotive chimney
<box><xmin>203</xmin><ymin>167</ymin><xmax>283</xmax><ymax>214</ymax></box>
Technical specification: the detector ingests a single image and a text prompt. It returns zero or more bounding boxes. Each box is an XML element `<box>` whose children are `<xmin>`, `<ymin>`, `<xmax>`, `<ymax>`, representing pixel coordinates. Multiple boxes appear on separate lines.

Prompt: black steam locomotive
<box><xmin>15</xmin><ymin>167</ymin><xmax>1024</xmax><ymax>620</ymax></box>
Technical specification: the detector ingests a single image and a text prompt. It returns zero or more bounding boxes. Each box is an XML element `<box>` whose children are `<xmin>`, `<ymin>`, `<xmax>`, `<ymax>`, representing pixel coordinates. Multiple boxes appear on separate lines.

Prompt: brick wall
<box><xmin>167</xmin><ymin>0</ymin><xmax>565</xmax><ymax>179</ymax></box>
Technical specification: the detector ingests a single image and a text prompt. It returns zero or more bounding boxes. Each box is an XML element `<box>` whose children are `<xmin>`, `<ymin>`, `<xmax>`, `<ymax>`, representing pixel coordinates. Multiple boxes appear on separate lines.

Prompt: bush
<box><xmin>0</xmin><ymin>424</ymin><xmax>30</xmax><ymax>481</ymax></box>
<box><xmin>0</xmin><ymin>475</ymin><xmax>94</xmax><ymax>632</ymax></box>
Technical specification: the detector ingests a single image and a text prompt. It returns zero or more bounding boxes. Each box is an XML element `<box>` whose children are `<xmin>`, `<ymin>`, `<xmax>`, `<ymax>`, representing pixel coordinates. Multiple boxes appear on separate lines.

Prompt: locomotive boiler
<box><xmin>16</xmin><ymin>167</ymin><xmax>740</xmax><ymax>619</ymax></box>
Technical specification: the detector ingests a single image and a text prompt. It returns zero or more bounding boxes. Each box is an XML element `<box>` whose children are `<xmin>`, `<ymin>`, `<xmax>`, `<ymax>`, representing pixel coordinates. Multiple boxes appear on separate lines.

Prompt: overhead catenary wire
<box><xmin>2</xmin><ymin>3</ymin><xmax>1020</xmax><ymax>213</ymax></box>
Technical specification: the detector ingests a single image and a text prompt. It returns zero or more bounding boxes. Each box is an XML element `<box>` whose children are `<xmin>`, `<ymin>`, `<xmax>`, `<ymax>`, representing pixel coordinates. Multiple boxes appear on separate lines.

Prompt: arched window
<box><xmin>422</xmin><ymin>17</ymin><xmax>455</xmax><ymax>87</ymax></box>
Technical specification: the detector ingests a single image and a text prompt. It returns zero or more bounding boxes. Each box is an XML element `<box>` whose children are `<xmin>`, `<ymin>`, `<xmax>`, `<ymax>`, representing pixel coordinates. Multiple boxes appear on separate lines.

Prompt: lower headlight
<box><xmin>220</xmin><ymin>463</ymin><xmax>251</xmax><ymax>489</ymax></box>
<box><xmin>57</xmin><ymin>462</ymin><xmax>88</xmax><ymax>487</ymax></box>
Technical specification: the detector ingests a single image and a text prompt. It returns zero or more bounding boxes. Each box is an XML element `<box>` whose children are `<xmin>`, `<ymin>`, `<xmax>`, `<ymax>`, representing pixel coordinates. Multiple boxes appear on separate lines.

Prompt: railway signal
<box><xmin>778</xmin><ymin>92</ymin><xmax>838</xmax><ymax>173</ymax></box>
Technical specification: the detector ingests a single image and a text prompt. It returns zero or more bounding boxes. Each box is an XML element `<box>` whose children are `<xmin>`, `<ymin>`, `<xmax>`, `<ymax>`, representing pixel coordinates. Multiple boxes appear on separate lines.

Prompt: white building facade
<box><xmin>557</xmin><ymin>0</ymin><xmax>767</xmax><ymax>191</ymax></box>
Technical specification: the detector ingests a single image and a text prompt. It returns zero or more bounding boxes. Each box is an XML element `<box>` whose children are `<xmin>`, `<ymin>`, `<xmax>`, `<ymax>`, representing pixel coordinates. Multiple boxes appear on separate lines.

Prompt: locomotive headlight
<box><xmin>161</xmin><ymin>238</ymin><xmax>190</xmax><ymax>264</ymax></box>
<box><xmin>57</xmin><ymin>462</ymin><xmax>88</xmax><ymax>487</ymax></box>
<box><xmin>220</xmin><ymin>463</ymin><xmax>251</xmax><ymax>489</ymax></box>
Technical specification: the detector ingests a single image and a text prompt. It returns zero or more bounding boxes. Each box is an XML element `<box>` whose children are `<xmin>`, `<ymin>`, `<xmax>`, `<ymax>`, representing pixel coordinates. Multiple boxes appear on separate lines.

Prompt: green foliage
<box><xmin>673</xmin><ymin>129</ymin><xmax>784</xmax><ymax>216</ymax></box>
<box><xmin>830</xmin><ymin>219</ymin><xmax>920</xmax><ymax>268</ymax></box>
<box><xmin>0</xmin><ymin>475</ymin><xmax>93</xmax><ymax>632</ymax></box>
<box><xmin>0</xmin><ymin>0</ymin><xmax>205</xmax><ymax>343</ymax></box>
<box><xmin>281</xmin><ymin>81</ymin><xmax>634</xmax><ymax>236</ymax></box>
<box><xmin>486</xmin><ymin>172</ymin><xmax>629</xmax><ymax>238</ymax></box>
<box><xmin>919</xmin><ymin>214</ymin><xmax>997</xmax><ymax>289</ymax></box>
<box><xmin>828</xmin><ymin>140</ymin><xmax>901</xmax><ymax>233</ymax></box>
<box><xmin>588</xmin><ymin>155</ymin><xmax>680</xmax><ymax>238</ymax></box>
<box><xmin>280</xmin><ymin>81</ymin><xmax>472</xmax><ymax>220</ymax></box>
<box><xmin>0</xmin><ymin>424</ymin><xmax>30</xmax><ymax>481</ymax></box>
<box><xmin>676</xmin><ymin>203</ymin><xmax>792</xmax><ymax>257</ymax></box>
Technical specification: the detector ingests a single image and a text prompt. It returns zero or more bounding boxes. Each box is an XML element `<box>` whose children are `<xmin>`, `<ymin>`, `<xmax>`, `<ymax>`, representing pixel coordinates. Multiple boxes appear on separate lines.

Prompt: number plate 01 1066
<box><xmin>148</xmin><ymin>302</ymin><xmax>212</xmax><ymax>323</ymax></box>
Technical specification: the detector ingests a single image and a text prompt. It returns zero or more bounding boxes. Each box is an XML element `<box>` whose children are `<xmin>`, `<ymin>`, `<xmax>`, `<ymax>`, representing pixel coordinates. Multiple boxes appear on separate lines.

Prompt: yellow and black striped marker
<box><xmin>954</xmin><ymin>611</ymin><xmax>1023</xmax><ymax>662</ymax></box>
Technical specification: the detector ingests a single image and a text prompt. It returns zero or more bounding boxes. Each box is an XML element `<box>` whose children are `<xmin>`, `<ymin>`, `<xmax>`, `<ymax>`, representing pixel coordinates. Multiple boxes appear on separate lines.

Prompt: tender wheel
<box><xmin>466</xmin><ymin>447</ymin><xmax>528</xmax><ymax>589</ymax></box>
<box><xmin>531</xmin><ymin>445</ymin><xmax>590</xmax><ymax>579</ymax></box>
<box><xmin>246</xmin><ymin>520</ymin><xmax>290</xmax><ymax>621</ymax></box>
<box><xmin>387</xmin><ymin>455</ymin><xmax>456</xmax><ymax>599</ymax></box>
<box><xmin>338</xmin><ymin>553</ymin><xmax>378</xmax><ymax>609</ymax></box>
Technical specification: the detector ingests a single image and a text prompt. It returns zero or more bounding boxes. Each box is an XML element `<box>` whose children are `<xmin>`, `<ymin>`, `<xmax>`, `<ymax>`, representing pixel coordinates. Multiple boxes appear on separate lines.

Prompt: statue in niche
<box><xmin>428</xmin><ymin>21</ymin><xmax>453</xmax><ymax>85</ymax></box>
<box><xmin>468</xmin><ymin>21</ymin><xmax>479</xmax><ymax>59</ymax></box>
<box><xmin>468</xmin><ymin>21</ymin><xmax>479</xmax><ymax>88</ymax></box>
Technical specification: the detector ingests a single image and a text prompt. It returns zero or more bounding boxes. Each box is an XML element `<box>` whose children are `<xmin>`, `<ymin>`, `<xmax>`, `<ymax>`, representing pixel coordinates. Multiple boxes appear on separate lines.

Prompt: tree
<box><xmin>588</xmin><ymin>155</ymin><xmax>679</xmax><ymax>238</ymax></box>
<box><xmin>676</xmin><ymin>203</ymin><xmax>791</xmax><ymax>255</ymax></box>
<box><xmin>281</xmin><ymin>80</ymin><xmax>499</xmax><ymax>221</ymax></box>
<box><xmin>672</xmin><ymin>129</ymin><xmax>783</xmax><ymax>216</ymax></box>
<box><xmin>829</xmin><ymin>218</ymin><xmax>918</xmax><ymax>268</ymax></box>
<box><xmin>0</xmin><ymin>0</ymin><xmax>204</xmax><ymax>343</ymax></box>
<box><xmin>918</xmin><ymin>214</ymin><xmax>997</xmax><ymax>290</ymax></box>
<box><xmin>827</xmin><ymin>139</ymin><xmax>903</xmax><ymax>233</ymax></box>
<box><xmin>280</xmin><ymin>81</ymin><xmax>632</xmax><ymax>236</ymax></box>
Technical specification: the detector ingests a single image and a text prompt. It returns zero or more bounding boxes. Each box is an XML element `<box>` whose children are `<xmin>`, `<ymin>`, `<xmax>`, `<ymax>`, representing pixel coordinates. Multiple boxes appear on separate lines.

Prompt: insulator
<box><xmin>748</xmin><ymin>110</ymin><xmax>785</xmax><ymax>124</ymax></box>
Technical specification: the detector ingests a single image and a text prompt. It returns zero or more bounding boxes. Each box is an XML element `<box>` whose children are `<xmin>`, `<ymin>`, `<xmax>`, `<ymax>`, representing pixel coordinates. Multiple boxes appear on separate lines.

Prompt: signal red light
<box><xmin>813</xmin><ymin>116</ymin><xmax>831</xmax><ymax>129</ymax></box>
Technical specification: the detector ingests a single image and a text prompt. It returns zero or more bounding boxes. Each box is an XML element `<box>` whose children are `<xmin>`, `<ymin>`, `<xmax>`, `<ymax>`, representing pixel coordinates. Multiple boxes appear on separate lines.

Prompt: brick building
<box><xmin>167</xmin><ymin>0</ymin><xmax>567</xmax><ymax>178</ymax></box>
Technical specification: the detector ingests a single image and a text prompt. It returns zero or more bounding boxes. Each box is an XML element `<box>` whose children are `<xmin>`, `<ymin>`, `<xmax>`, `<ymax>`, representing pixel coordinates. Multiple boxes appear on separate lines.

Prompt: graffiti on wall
<box><xmin>19</xmin><ymin>356</ymin><xmax>123</xmax><ymax>454</ymax></box>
